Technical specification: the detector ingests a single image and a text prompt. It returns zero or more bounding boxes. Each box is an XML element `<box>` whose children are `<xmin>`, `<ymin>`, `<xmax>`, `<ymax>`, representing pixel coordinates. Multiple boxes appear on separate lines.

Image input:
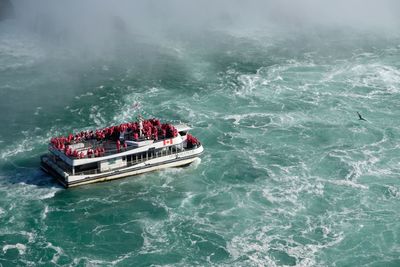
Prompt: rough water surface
<box><xmin>1</xmin><ymin>21</ymin><xmax>400</xmax><ymax>266</ymax></box>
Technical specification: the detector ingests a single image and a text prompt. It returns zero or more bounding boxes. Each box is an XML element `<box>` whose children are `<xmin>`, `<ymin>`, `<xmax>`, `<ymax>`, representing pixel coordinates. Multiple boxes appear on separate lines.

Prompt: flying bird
<box><xmin>357</xmin><ymin>112</ymin><xmax>367</xmax><ymax>121</ymax></box>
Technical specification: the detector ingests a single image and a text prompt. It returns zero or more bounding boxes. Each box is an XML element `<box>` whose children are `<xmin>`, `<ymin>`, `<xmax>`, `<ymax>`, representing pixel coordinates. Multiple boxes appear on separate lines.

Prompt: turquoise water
<box><xmin>1</xmin><ymin>20</ymin><xmax>400</xmax><ymax>266</ymax></box>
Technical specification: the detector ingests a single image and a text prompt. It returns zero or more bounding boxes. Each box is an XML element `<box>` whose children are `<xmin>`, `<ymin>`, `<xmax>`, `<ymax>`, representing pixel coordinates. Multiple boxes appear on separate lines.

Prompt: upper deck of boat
<box><xmin>48</xmin><ymin>121</ymin><xmax>195</xmax><ymax>162</ymax></box>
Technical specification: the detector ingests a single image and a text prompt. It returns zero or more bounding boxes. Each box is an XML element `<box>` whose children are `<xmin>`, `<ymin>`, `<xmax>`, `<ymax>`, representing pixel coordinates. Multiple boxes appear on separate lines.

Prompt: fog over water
<box><xmin>1</xmin><ymin>0</ymin><xmax>400</xmax><ymax>266</ymax></box>
<box><xmin>10</xmin><ymin>0</ymin><xmax>400</xmax><ymax>47</ymax></box>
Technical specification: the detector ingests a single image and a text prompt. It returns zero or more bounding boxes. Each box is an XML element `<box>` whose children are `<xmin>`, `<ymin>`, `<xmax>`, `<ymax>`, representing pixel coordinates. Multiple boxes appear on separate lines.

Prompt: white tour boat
<box><xmin>40</xmin><ymin>118</ymin><xmax>203</xmax><ymax>188</ymax></box>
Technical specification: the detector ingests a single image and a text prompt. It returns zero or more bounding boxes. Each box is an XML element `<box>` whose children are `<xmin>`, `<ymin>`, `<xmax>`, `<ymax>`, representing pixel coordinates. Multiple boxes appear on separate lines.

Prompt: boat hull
<box><xmin>41</xmin><ymin>146</ymin><xmax>203</xmax><ymax>188</ymax></box>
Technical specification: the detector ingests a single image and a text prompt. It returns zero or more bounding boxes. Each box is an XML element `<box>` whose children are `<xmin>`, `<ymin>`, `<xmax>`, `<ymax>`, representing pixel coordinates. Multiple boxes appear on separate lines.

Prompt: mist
<box><xmin>8</xmin><ymin>0</ymin><xmax>400</xmax><ymax>50</ymax></box>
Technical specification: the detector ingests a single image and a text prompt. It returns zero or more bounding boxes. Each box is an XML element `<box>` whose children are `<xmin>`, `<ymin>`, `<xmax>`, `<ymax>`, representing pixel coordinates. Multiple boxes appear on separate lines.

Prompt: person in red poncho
<box><xmin>116</xmin><ymin>140</ymin><xmax>120</xmax><ymax>152</ymax></box>
<box><xmin>87</xmin><ymin>148</ymin><xmax>93</xmax><ymax>158</ymax></box>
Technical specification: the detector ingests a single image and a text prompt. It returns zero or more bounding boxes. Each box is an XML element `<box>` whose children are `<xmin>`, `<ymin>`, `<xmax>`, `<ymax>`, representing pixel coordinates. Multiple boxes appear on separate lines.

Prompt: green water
<box><xmin>1</xmin><ymin>21</ymin><xmax>400</xmax><ymax>266</ymax></box>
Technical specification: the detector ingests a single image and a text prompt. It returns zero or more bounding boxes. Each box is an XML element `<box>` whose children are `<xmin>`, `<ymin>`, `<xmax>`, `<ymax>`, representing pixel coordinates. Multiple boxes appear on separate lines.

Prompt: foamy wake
<box><xmin>1</xmin><ymin>180</ymin><xmax>61</xmax><ymax>202</ymax></box>
<box><xmin>0</xmin><ymin>125</ymin><xmax>70</xmax><ymax>160</ymax></box>
<box><xmin>0</xmin><ymin>139</ymin><xmax>35</xmax><ymax>160</ymax></box>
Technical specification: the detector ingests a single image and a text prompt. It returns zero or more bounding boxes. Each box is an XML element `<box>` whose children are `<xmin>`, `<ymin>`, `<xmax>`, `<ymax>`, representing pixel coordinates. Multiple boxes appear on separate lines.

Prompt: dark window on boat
<box><xmin>135</xmin><ymin>153</ymin><xmax>144</xmax><ymax>161</ymax></box>
<box><xmin>148</xmin><ymin>147</ymin><xmax>155</xmax><ymax>157</ymax></box>
<box><xmin>179</xmin><ymin>131</ymin><xmax>187</xmax><ymax>136</ymax></box>
<box><xmin>122</xmin><ymin>156</ymin><xmax>126</xmax><ymax>161</ymax></box>
<box><xmin>134</xmin><ymin>153</ymin><xmax>144</xmax><ymax>161</ymax></box>
<box><xmin>75</xmin><ymin>162</ymin><xmax>98</xmax><ymax>172</ymax></box>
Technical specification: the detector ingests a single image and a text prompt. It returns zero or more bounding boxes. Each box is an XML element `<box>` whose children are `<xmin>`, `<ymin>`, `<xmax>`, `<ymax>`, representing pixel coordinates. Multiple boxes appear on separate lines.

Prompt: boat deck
<box><xmin>58</xmin><ymin>135</ymin><xmax>176</xmax><ymax>159</ymax></box>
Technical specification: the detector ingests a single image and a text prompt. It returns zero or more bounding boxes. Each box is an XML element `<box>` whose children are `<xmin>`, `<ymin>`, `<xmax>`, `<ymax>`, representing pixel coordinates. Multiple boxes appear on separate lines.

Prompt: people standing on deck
<box><xmin>50</xmin><ymin>118</ymin><xmax>181</xmax><ymax>160</ymax></box>
<box><xmin>87</xmin><ymin>148</ymin><xmax>93</xmax><ymax>158</ymax></box>
<box><xmin>116</xmin><ymin>140</ymin><xmax>121</xmax><ymax>152</ymax></box>
<box><xmin>153</xmin><ymin>128</ymin><xmax>158</xmax><ymax>140</ymax></box>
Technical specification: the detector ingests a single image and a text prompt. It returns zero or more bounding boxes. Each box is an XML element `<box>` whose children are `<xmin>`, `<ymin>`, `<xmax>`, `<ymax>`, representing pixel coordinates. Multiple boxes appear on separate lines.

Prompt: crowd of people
<box><xmin>186</xmin><ymin>134</ymin><xmax>200</xmax><ymax>148</ymax></box>
<box><xmin>50</xmin><ymin>118</ymin><xmax>180</xmax><ymax>159</ymax></box>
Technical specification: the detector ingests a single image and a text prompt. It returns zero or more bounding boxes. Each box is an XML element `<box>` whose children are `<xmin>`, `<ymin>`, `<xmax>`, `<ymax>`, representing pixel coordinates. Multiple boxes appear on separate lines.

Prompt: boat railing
<box><xmin>71</xmin><ymin>143</ymin><xmax>201</xmax><ymax>176</ymax></box>
<box><xmin>53</xmin><ymin>139</ymin><xmax>200</xmax><ymax>161</ymax></box>
<box><xmin>60</xmin><ymin>136</ymin><xmax>180</xmax><ymax>159</ymax></box>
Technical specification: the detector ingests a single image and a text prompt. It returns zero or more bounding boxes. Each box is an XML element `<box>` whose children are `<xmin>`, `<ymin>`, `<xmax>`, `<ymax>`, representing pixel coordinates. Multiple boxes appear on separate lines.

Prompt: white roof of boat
<box><xmin>174</xmin><ymin>124</ymin><xmax>192</xmax><ymax>132</ymax></box>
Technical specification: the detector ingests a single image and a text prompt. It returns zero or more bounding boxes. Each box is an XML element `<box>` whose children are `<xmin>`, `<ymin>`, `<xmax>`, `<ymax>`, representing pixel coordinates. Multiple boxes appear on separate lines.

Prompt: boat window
<box><xmin>75</xmin><ymin>162</ymin><xmax>98</xmax><ymax>172</ymax></box>
<box><xmin>179</xmin><ymin>131</ymin><xmax>187</xmax><ymax>136</ymax></box>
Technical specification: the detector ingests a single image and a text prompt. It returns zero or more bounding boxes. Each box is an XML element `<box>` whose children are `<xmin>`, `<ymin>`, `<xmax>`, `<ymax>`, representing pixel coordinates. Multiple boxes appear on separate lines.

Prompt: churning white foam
<box><xmin>2</xmin><ymin>243</ymin><xmax>27</xmax><ymax>255</ymax></box>
<box><xmin>45</xmin><ymin>242</ymin><xmax>65</xmax><ymax>264</ymax></box>
<box><xmin>329</xmin><ymin>179</ymin><xmax>368</xmax><ymax>190</ymax></box>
